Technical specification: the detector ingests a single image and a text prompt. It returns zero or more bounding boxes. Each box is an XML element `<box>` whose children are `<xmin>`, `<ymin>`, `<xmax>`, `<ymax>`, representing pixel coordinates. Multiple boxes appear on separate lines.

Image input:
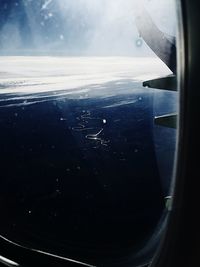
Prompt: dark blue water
<box><xmin>0</xmin><ymin>86</ymin><xmax>177</xmax><ymax>261</ymax></box>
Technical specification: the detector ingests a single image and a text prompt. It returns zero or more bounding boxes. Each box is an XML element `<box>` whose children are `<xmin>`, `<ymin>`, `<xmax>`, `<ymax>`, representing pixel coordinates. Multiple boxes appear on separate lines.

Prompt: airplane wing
<box><xmin>143</xmin><ymin>75</ymin><xmax>177</xmax><ymax>92</ymax></box>
<box><xmin>143</xmin><ymin>75</ymin><xmax>177</xmax><ymax>129</ymax></box>
<box><xmin>135</xmin><ymin>7</ymin><xmax>177</xmax><ymax>129</ymax></box>
<box><xmin>135</xmin><ymin>7</ymin><xmax>177</xmax><ymax>74</ymax></box>
<box><xmin>154</xmin><ymin>114</ymin><xmax>177</xmax><ymax>129</ymax></box>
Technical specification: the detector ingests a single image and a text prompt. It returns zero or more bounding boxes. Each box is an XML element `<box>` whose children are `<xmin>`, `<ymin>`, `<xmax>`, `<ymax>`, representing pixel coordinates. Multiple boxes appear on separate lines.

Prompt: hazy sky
<box><xmin>0</xmin><ymin>0</ymin><xmax>177</xmax><ymax>56</ymax></box>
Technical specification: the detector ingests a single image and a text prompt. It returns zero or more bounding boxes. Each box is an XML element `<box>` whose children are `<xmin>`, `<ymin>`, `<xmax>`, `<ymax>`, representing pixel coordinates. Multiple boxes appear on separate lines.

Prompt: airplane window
<box><xmin>0</xmin><ymin>0</ymin><xmax>180</xmax><ymax>266</ymax></box>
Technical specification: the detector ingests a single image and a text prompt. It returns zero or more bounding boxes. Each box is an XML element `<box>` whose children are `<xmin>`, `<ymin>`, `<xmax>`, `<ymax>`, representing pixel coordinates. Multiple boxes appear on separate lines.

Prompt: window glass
<box><xmin>0</xmin><ymin>0</ymin><xmax>179</xmax><ymax>265</ymax></box>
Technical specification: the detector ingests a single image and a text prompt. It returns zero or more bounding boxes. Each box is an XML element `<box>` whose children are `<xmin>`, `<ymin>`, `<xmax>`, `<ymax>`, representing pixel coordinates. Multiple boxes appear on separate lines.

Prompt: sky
<box><xmin>0</xmin><ymin>0</ymin><xmax>177</xmax><ymax>56</ymax></box>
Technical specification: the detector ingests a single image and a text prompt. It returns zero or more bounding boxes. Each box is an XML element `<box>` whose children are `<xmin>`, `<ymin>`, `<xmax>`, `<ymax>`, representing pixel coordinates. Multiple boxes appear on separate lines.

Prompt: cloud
<box><xmin>0</xmin><ymin>0</ymin><xmax>177</xmax><ymax>56</ymax></box>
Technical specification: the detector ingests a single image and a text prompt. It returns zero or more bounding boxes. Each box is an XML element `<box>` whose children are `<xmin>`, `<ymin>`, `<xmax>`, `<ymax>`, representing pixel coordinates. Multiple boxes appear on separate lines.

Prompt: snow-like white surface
<box><xmin>0</xmin><ymin>57</ymin><xmax>171</xmax><ymax>96</ymax></box>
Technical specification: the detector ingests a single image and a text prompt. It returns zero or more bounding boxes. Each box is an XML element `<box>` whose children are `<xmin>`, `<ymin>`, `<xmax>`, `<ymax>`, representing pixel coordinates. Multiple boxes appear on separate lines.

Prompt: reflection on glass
<box><xmin>0</xmin><ymin>0</ymin><xmax>178</xmax><ymax>265</ymax></box>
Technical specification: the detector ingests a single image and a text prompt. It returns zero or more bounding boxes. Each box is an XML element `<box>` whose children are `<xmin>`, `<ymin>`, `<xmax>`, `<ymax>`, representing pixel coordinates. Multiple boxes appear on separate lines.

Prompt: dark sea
<box><xmin>0</xmin><ymin>57</ymin><xmax>177</xmax><ymax>263</ymax></box>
